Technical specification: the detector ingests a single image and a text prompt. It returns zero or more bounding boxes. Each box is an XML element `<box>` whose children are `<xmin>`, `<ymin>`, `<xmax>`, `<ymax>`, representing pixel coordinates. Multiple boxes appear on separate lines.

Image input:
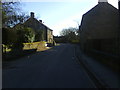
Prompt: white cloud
<box><xmin>52</xmin><ymin>13</ymin><xmax>83</xmax><ymax>36</ymax></box>
<box><xmin>108</xmin><ymin>0</ymin><xmax>118</xmax><ymax>8</ymax></box>
<box><xmin>20</xmin><ymin>0</ymin><xmax>85</xmax><ymax>2</ymax></box>
<box><xmin>52</xmin><ymin>20</ymin><xmax>77</xmax><ymax>36</ymax></box>
<box><xmin>52</xmin><ymin>0</ymin><xmax>118</xmax><ymax>36</ymax></box>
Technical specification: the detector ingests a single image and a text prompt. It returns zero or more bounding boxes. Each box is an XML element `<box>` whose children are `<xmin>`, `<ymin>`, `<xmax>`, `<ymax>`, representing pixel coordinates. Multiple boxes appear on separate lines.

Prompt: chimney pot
<box><xmin>39</xmin><ymin>20</ymin><xmax>42</xmax><ymax>23</ymax></box>
<box><xmin>31</xmin><ymin>12</ymin><xmax>34</xmax><ymax>18</ymax></box>
<box><xmin>98</xmin><ymin>0</ymin><xmax>108</xmax><ymax>3</ymax></box>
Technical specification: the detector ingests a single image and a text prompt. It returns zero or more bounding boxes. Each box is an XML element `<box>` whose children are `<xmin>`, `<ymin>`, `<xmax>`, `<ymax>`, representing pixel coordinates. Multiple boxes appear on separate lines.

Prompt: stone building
<box><xmin>15</xmin><ymin>12</ymin><xmax>53</xmax><ymax>43</ymax></box>
<box><xmin>79</xmin><ymin>0</ymin><xmax>119</xmax><ymax>57</ymax></box>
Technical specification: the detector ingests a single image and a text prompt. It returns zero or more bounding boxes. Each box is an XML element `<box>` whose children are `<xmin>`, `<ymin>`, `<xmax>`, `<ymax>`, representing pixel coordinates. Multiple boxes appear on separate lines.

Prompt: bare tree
<box><xmin>60</xmin><ymin>27</ymin><xmax>79</xmax><ymax>43</ymax></box>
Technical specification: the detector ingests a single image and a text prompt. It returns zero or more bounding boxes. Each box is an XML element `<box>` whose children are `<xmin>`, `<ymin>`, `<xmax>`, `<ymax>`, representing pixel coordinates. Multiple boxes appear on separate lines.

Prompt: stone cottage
<box><xmin>79</xmin><ymin>0</ymin><xmax>119</xmax><ymax>56</ymax></box>
<box><xmin>15</xmin><ymin>12</ymin><xmax>53</xmax><ymax>43</ymax></box>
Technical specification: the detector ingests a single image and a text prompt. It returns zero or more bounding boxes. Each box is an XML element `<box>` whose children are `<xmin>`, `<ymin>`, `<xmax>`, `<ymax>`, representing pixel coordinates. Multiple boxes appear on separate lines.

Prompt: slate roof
<box><xmin>24</xmin><ymin>17</ymin><xmax>53</xmax><ymax>31</ymax></box>
<box><xmin>14</xmin><ymin>16</ymin><xmax>53</xmax><ymax>32</ymax></box>
<box><xmin>84</xmin><ymin>2</ymin><xmax>118</xmax><ymax>16</ymax></box>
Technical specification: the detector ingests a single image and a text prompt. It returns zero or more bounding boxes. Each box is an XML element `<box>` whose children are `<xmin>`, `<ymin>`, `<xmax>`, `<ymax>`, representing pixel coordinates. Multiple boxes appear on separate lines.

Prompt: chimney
<box><xmin>98</xmin><ymin>0</ymin><xmax>108</xmax><ymax>3</ymax></box>
<box><xmin>39</xmin><ymin>20</ymin><xmax>42</xmax><ymax>23</ymax></box>
<box><xmin>30</xmin><ymin>12</ymin><xmax>34</xmax><ymax>18</ymax></box>
<box><xmin>118</xmin><ymin>0</ymin><xmax>120</xmax><ymax>13</ymax></box>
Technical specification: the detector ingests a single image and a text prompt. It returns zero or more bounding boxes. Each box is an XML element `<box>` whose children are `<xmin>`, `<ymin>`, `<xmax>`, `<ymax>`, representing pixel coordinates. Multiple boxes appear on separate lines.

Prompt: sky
<box><xmin>20</xmin><ymin>0</ymin><xmax>118</xmax><ymax>36</ymax></box>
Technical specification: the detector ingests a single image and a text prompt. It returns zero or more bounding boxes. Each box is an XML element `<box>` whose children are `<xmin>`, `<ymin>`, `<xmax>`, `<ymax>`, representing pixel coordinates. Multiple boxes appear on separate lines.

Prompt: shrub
<box><xmin>24</xmin><ymin>27</ymin><xmax>35</xmax><ymax>43</ymax></box>
<box><xmin>2</xmin><ymin>28</ymin><xmax>17</xmax><ymax>45</ymax></box>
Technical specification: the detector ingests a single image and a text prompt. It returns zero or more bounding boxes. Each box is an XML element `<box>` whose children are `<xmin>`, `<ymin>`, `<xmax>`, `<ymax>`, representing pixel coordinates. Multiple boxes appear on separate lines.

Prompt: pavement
<box><xmin>2</xmin><ymin>44</ymin><xmax>120</xmax><ymax>88</ymax></box>
<box><xmin>75</xmin><ymin>45</ymin><xmax>120</xmax><ymax>88</ymax></box>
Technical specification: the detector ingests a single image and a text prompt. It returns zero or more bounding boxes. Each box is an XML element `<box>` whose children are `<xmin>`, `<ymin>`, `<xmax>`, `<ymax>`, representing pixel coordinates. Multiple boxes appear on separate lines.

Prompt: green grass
<box><xmin>2</xmin><ymin>45</ymin><xmax>12</xmax><ymax>53</ymax></box>
<box><xmin>3</xmin><ymin>41</ymin><xmax>48</xmax><ymax>61</ymax></box>
<box><xmin>3</xmin><ymin>41</ymin><xmax>47</xmax><ymax>53</ymax></box>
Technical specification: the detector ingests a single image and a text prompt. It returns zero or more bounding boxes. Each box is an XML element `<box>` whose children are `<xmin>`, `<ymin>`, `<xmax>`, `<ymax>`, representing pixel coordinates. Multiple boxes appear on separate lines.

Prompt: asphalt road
<box><xmin>3</xmin><ymin>44</ymin><xmax>96</xmax><ymax>88</ymax></box>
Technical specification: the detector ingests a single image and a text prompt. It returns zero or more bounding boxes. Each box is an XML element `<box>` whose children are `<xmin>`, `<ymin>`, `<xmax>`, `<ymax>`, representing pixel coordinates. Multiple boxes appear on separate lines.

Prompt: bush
<box><xmin>2</xmin><ymin>28</ymin><xmax>17</xmax><ymax>45</ymax></box>
<box><xmin>71</xmin><ymin>39</ymin><xmax>80</xmax><ymax>44</ymax></box>
<box><xmin>14</xmin><ymin>25</ymin><xmax>35</xmax><ymax>43</ymax></box>
<box><xmin>24</xmin><ymin>27</ymin><xmax>35</xmax><ymax>43</ymax></box>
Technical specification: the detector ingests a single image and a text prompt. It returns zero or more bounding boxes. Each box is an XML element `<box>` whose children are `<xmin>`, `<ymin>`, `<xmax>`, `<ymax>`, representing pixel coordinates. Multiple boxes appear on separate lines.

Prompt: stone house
<box><xmin>15</xmin><ymin>12</ymin><xmax>53</xmax><ymax>43</ymax></box>
<box><xmin>79</xmin><ymin>0</ymin><xmax>119</xmax><ymax>57</ymax></box>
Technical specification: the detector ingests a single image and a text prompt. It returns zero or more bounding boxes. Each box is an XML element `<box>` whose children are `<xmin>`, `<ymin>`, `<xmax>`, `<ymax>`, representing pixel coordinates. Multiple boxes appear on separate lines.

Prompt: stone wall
<box><xmin>23</xmin><ymin>41</ymin><xmax>46</xmax><ymax>51</ymax></box>
<box><xmin>47</xmin><ymin>29</ymin><xmax>53</xmax><ymax>43</ymax></box>
<box><xmin>79</xmin><ymin>2</ymin><xmax>119</xmax><ymax>56</ymax></box>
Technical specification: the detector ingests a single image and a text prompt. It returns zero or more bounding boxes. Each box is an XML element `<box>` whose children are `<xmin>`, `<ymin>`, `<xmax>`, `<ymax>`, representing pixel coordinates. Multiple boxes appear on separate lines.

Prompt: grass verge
<box><xmin>3</xmin><ymin>41</ymin><xmax>52</xmax><ymax>61</ymax></box>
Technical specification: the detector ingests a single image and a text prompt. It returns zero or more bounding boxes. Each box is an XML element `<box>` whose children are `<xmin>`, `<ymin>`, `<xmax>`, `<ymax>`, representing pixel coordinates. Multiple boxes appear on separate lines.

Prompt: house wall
<box><xmin>79</xmin><ymin>2</ymin><xmax>119</xmax><ymax>56</ymax></box>
<box><xmin>23</xmin><ymin>18</ymin><xmax>53</xmax><ymax>42</ymax></box>
<box><xmin>47</xmin><ymin>29</ymin><xmax>53</xmax><ymax>43</ymax></box>
<box><xmin>84</xmin><ymin>38</ymin><xmax>118</xmax><ymax>55</ymax></box>
<box><xmin>80</xmin><ymin>3</ymin><xmax>119</xmax><ymax>39</ymax></box>
<box><xmin>16</xmin><ymin>12</ymin><xmax>54</xmax><ymax>43</ymax></box>
<box><xmin>119</xmin><ymin>1</ymin><xmax>120</xmax><ymax>57</ymax></box>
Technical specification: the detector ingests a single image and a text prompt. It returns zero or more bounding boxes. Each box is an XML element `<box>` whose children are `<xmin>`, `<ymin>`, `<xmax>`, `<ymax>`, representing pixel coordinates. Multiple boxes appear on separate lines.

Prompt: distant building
<box><xmin>79</xmin><ymin>1</ymin><xmax>119</xmax><ymax>56</ymax></box>
<box><xmin>15</xmin><ymin>12</ymin><xmax>53</xmax><ymax>43</ymax></box>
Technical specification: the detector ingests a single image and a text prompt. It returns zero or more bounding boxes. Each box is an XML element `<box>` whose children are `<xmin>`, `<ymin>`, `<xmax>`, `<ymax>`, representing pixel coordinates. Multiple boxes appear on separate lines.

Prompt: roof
<box><xmin>39</xmin><ymin>20</ymin><xmax>53</xmax><ymax>31</ymax></box>
<box><xmin>83</xmin><ymin>2</ymin><xmax>118</xmax><ymax>16</ymax></box>
<box><xmin>14</xmin><ymin>17</ymin><xmax>53</xmax><ymax>31</ymax></box>
<box><xmin>24</xmin><ymin>17</ymin><xmax>53</xmax><ymax>31</ymax></box>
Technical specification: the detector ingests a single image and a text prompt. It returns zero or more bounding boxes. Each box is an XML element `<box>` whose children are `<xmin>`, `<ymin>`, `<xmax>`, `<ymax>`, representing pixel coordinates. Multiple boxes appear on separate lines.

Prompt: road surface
<box><xmin>3</xmin><ymin>44</ymin><xmax>97</xmax><ymax>88</ymax></box>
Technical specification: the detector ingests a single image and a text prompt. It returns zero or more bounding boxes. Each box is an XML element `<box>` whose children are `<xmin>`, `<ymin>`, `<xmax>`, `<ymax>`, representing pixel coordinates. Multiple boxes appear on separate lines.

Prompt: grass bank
<box><xmin>3</xmin><ymin>41</ymin><xmax>52</xmax><ymax>61</ymax></box>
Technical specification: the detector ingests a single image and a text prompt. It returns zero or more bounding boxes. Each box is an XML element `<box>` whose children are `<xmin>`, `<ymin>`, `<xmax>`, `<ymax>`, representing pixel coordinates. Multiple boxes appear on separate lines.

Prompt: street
<box><xmin>3</xmin><ymin>44</ymin><xmax>120</xmax><ymax>88</ymax></box>
<box><xmin>2</xmin><ymin>0</ymin><xmax>120</xmax><ymax>89</ymax></box>
<box><xmin>3</xmin><ymin>44</ymin><xmax>96</xmax><ymax>88</ymax></box>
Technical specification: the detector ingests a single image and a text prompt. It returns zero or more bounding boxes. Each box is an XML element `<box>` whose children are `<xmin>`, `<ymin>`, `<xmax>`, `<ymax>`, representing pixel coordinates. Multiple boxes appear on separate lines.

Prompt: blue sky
<box><xmin>20</xmin><ymin>0</ymin><xmax>118</xmax><ymax>36</ymax></box>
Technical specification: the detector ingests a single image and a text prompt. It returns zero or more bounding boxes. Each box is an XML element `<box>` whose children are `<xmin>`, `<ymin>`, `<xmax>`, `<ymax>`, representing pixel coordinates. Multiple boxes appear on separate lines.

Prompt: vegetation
<box><xmin>2</xmin><ymin>1</ymin><xmax>43</xmax><ymax>53</ymax></box>
<box><xmin>60</xmin><ymin>27</ymin><xmax>80</xmax><ymax>43</ymax></box>
<box><xmin>14</xmin><ymin>25</ymin><xmax>35</xmax><ymax>43</ymax></box>
<box><xmin>3</xmin><ymin>41</ymin><xmax>49</xmax><ymax>61</ymax></box>
<box><xmin>24</xmin><ymin>27</ymin><xmax>35</xmax><ymax>43</ymax></box>
<box><xmin>2</xmin><ymin>2</ymin><xmax>29</xmax><ymax>51</ymax></box>
<box><xmin>2</xmin><ymin>2</ymin><xmax>29</xmax><ymax>27</ymax></box>
<box><xmin>2</xmin><ymin>1</ymin><xmax>49</xmax><ymax>61</ymax></box>
<box><xmin>2</xmin><ymin>28</ymin><xmax>17</xmax><ymax>45</ymax></box>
